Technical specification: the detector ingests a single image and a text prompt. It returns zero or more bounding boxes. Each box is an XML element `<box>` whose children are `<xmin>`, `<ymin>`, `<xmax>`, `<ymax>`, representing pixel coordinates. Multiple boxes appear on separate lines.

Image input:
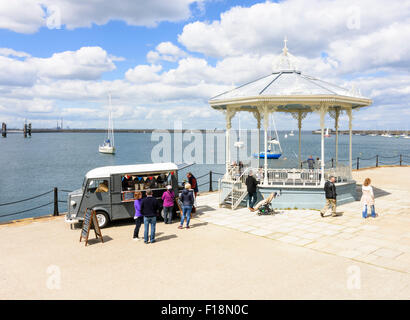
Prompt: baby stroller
<box><xmin>254</xmin><ymin>191</ymin><xmax>280</xmax><ymax>215</ymax></box>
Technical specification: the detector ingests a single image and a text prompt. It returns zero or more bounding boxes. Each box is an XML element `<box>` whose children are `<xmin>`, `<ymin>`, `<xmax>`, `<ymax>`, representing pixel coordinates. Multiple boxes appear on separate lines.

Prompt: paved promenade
<box><xmin>0</xmin><ymin>167</ymin><xmax>409</xmax><ymax>299</ymax></box>
<box><xmin>198</xmin><ymin>167</ymin><xmax>410</xmax><ymax>274</ymax></box>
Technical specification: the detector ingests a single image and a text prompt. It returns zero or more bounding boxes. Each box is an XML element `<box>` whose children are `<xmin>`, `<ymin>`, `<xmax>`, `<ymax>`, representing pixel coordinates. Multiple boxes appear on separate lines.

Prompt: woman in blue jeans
<box><xmin>179</xmin><ymin>183</ymin><xmax>194</xmax><ymax>229</ymax></box>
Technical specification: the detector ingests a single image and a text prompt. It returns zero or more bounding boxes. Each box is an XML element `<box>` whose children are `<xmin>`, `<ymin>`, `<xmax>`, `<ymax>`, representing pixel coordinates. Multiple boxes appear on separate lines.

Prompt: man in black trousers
<box><xmin>141</xmin><ymin>189</ymin><xmax>160</xmax><ymax>244</ymax></box>
<box><xmin>320</xmin><ymin>176</ymin><xmax>337</xmax><ymax>217</ymax></box>
<box><xmin>245</xmin><ymin>171</ymin><xmax>258</xmax><ymax>211</ymax></box>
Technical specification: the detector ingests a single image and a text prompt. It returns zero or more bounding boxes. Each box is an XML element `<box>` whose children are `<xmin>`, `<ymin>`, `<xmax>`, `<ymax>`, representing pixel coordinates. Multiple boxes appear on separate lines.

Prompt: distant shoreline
<box><xmin>3</xmin><ymin>128</ymin><xmax>410</xmax><ymax>135</ymax></box>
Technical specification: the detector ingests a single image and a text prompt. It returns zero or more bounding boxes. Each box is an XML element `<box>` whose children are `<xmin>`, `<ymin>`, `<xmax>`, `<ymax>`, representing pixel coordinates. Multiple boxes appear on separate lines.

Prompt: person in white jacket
<box><xmin>361</xmin><ymin>178</ymin><xmax>376</xmax><ymax>218</ymax></box>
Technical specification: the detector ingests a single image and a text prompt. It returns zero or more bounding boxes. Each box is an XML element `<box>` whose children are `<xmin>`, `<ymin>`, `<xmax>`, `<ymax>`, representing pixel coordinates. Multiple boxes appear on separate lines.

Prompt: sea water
<box><xmin>0</xmin><ymin>131</ymin><xmax>409</xmax><ymax>222</ymax></box>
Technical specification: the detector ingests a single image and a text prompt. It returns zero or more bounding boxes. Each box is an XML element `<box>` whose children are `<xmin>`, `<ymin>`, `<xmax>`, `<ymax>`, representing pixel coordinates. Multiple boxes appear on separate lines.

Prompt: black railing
<box><xmin>0</xmin><ymin>187</ymin><xmax>72</xmax><ymax>220</ymax></box>
<box><xmin>300</xmin><ymin>154</ymin><xmax>410</xmax><ymax>170</ymax></box>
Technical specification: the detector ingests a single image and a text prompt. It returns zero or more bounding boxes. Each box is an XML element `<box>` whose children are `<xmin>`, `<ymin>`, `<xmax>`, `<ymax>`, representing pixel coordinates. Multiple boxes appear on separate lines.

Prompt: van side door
<box><xmin>110</xmin><ymin>174</ymin><xmax>134</xmax><ymax>220</ymax></box>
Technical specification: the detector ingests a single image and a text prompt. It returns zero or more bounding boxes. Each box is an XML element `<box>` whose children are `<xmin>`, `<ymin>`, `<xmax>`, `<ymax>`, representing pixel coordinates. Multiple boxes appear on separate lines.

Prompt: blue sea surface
<box><xmin>0</xmin><ymin>131</ymin><xmax>409</xmax><ymax>222</ymax></box>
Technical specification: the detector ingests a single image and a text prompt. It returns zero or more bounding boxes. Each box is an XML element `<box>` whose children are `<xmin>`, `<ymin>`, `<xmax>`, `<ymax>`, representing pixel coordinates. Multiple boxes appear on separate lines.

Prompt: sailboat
<box><xmin>99</xmin><ymin>94</ymin><xmax>116</xmax><ymax>154</ymax></box>
<box><xmin>324</xmin><ymin>127</ymin><xmax>331</xmax><ymax>137</ymax></box>
<box><xmin>253</xmin><ymin>113</ymin><xmax>282</xmax><ymax>159</ymax></box>
<box><xmin>233</xmin><ymin>113</ymin><xmax>244</xmax><ymax>149</ymax></box>
<box><xmin>289</xmin><ymin>130</ymin><xmax>294</xmax><ymax>136</ymax></box>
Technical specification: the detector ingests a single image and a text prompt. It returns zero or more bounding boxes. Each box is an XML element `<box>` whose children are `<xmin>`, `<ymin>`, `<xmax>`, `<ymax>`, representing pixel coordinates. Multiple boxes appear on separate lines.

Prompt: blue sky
<box><xmin>0</xmin><ymin>0</ymin><xmax>409</xmax><ymax>130</ymax></box>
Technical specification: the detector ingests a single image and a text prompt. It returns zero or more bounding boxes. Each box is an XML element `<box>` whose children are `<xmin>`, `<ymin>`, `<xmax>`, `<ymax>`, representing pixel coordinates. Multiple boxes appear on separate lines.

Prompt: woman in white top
<box><xmin>361</xmin><ymin>178</ymin><xmax>376</xmax><ymax>218</ymax></box>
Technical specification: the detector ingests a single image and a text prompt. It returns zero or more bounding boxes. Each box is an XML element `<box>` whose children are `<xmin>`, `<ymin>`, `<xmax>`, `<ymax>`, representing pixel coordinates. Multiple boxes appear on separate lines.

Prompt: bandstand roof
<box><xmin>209</xmin><ymin>41</ymin><xmax>372</xmax><ymax>112</ymax></box>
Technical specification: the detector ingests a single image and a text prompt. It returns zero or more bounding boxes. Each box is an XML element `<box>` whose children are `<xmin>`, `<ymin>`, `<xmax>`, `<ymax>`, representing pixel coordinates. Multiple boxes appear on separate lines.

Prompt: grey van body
<box><xmin>65</xmin><ymin>163</ymin><xmax>179</xmax><ymax>228</ymax></box>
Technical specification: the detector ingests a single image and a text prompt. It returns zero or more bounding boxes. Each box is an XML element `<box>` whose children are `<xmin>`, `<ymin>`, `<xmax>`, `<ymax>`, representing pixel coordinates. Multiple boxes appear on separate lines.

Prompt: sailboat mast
<box><xmin>271</xmin><ymin>113</ymin><xmax>282</xmax><ymax>153</ymax></box>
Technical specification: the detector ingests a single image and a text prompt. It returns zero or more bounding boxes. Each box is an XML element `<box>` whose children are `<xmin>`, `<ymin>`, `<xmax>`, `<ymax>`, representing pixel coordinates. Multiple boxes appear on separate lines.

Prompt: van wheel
<box><xmin>95</xmin><ymin>211</ymin><xmax>109</xmax><ymax>228</ymax></box>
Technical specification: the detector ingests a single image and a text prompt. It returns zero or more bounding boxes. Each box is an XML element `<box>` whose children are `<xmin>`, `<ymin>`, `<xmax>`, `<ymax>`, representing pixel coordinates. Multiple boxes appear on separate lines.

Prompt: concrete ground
<box><xmin>0</xmin><ymin>166</ymin><xmax>409</xmax><ymax>299</ymax></box>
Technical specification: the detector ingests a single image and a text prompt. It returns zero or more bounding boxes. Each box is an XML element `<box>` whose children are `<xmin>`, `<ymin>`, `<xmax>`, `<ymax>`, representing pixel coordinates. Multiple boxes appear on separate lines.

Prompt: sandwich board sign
<box><xmin>79</xmin><ymin>208</ymin><xmax>104</xmax><ymax>246</ymax></box>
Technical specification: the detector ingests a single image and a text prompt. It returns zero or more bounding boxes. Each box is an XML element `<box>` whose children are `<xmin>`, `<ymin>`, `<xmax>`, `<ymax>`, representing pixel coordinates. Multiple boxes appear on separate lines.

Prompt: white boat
<box><xmin>369</xmin><ymin>133</ymin><xmax>377</xmax><ymax>136</ymax></box>
<box><xmin>404</xmin><ymin>135</ymin><xmax>410</xmax><ymax>139</ymax></box>
<box><xmin>99</xmin><ymin>94</ymin><xmax>116</xmax><ymax>154</ymax></box>
<box><xmin>253</xmin><ymin>113</ymin><xmax>282</xmax><ymax>159</ymax></box>
<box><xmin>289</xmin><ymin>130</ymin><xmax>294</xmax><ymax>136</ymax></box>
<box><xmin>381</xmin><ymin>132</ymin><xmax>392</xmax><ymax>138</ymax></box>
<box><xmin>234</xmin><ymin>113</ymin><xmax>244</xmax><ymax>149</ymax></box>
<box><xmin>284</xmin><ymin>134</ymin><xmax>288</xmax><ymax>139</ymax></box>
<box><xmin>324</xmin><ymin>127</ymin><xmax>330</xmax><ymax>137</ymax></box>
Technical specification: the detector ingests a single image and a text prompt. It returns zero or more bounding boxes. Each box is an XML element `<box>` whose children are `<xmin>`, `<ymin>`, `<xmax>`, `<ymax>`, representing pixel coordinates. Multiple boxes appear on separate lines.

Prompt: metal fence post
<box><xmin>376</xmin><ymin>155</ymin><xmax>378</xmax><ymax>167</ymax></box>
<box><xmin>400</xmin><ymin>154</ymin><xmax>402</xmax><ymax>166</ymax></box>
<box><xmin>53</xmin><ymin>187</ymin><xmax>59</xmax><ymax>216</ymax></box>
<box><xmin>331</xmin><ymin>158</ymin><xmax>334</xmax><ymax>168</ymax></box>
<box><xmin>209</xmin><ymin>171</ymin><xmax>213</xmax><ymax>192</ymax></box>
<box><xmin>357</xmin><ymin>157</ymin><xmax>359</xmax><ymax>170</ymax></box>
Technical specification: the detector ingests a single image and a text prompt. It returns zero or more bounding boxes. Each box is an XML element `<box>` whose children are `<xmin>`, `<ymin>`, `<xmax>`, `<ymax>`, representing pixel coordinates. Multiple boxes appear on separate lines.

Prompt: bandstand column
<box><xmin>252</xmin><ymin>110</ymin><xmax>261</xmax><ymax>168</ymax></box>
<box><xmin>334</xmin><ymin>108</ymin><xmax>340</xmax><ymax>166</ymax></box>
<box><xmin>225</xmin><ymin>107</ymin><xmax>236</xmax><ymax>177</ymax></box>
<box><xmin>319</xmin><ymin>103</ymin><xmax>326</xmax><ymax>185</ymax></box>
<box><xmin>347</xmin><ymin>108</ymin><xmax>353</xmax><ymax>178</ymax></box>
<box><xmin>263</xmin><ymin>106</ymin><xmax>269</xmax><ymax>185</ymax></box>
<box><xmin>298</xmin><ymin>111</ymin><xmax>302</xmax><ymax>167</ymax></box>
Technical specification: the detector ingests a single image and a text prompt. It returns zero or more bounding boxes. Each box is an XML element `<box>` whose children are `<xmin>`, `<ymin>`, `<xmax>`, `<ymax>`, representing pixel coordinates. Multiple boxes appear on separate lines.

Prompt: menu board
<box><xmin>79</xmin><ymin>209</ymin><xmax>104</xmax><ymax>246</ymax></box>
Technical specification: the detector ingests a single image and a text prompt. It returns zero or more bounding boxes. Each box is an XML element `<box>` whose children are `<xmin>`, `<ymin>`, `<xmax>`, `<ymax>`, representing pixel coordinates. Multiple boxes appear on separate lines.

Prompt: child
<box><xmin>361</xmin><ymin>178</ymin><xmax>376</xmax><ymax>218</ymax></box>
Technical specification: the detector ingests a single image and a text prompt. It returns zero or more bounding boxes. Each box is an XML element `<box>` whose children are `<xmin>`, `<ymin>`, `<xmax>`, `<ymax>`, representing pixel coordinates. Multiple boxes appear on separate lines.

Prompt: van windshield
<box><xmin>82</xmin><ymin>178</ymin><xmax>87</xmax><ymax>191</ymax></box>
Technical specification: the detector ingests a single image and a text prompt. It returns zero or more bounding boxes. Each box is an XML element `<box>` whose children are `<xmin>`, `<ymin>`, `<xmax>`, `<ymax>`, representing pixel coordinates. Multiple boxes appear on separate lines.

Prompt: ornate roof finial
<box><xmin>283</xmin><ymin>36</ymin><xmax>288</xmax><ymax>55</ymax></box>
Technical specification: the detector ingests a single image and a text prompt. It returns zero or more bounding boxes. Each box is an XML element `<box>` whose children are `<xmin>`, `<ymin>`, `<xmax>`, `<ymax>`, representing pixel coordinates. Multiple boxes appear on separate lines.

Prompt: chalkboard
<box><xmin>79</xmin><ymin>209</ymin><xmax>104</xmax><ymax>246</ymax></box>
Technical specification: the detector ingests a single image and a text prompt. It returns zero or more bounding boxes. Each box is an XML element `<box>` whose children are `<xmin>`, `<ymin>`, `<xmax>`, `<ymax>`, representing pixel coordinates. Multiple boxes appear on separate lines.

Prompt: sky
<box><xmin>0</xmin><ymin>0</ymin><xmax>409</xmax><ymax>130</ymax></box>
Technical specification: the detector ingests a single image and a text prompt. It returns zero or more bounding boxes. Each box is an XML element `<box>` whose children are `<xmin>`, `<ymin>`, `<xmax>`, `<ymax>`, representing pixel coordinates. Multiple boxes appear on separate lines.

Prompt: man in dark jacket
<box><xmin>245</xmin><ymin>171</ymin><xmax>258</xmax><ymax>211</ymax></box>
<box><xmin>140</xmin><ymin>189</ymin><xmax>159</xmax><ymax>243</ymax></box>
<box><xmin>179</xmin><ymin>184</ymin><xmax>195</xmax><ymax>229</ymax></box>
<box><xmin>320</xmin><ymin>176</ymin><xmax>337</xmax><ymax>217</ymax></box>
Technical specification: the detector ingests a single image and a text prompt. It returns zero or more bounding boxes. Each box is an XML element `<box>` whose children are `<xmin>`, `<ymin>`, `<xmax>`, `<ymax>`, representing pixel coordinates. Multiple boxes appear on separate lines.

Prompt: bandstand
<box><xmin>210</xmin><ymin>41</ymin><xmax>373</xmax><ymax>210</ymax></box>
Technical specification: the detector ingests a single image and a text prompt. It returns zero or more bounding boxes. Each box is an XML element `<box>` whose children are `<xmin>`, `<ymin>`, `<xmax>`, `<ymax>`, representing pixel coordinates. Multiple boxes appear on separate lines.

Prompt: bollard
<box><xmin>400</xmin><ymin>154</ymin><xmax>402</xmax><ymax>166</ymax></box>
<box><xmin>357</xmin><ymin>157</ymin><xmax>359</xmax><ymax>170</ymax></box>
<box><xmin>376</xmin><ymin>155</ymin><xmax>379</xmax><ymax>167</ymax></box>
<box><xmin>209</xmin><ymin>171</ymin><xmax>213</xmax><ymax>192</ymax></box>
<box><xmin>1</xmin><ymin>122</ymin><xmax>6</xmax><ymax>138</ymax></box>
<box><xmin>53</xmin><ymin>187</ymin><xmax>59</xmax><ymax>216</ymax></box>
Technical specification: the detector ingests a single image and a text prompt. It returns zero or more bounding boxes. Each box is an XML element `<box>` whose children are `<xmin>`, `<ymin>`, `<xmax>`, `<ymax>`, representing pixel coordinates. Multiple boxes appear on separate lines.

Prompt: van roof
<box><xmin>86</xmin><ymin>162</ymin><xmax>178</xmax><ymax>179</ymax></box>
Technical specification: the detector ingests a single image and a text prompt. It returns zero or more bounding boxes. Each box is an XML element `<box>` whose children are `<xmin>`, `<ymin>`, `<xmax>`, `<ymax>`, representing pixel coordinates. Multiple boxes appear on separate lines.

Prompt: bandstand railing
<box><xmin>222</xmin><ymin>165</ymin><xmax>352</xmax><ymax>187</ymax></box>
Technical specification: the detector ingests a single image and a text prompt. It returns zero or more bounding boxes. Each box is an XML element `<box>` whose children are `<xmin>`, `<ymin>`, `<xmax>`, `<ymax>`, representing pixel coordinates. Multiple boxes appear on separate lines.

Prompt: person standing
<box><xmin>179</xmin><ymin>183</ymin><xmax>194</xmax><ymax>229</ymax></box>
<box><xmin>320</xmin><ymin>176</ymin><xmax>337</xmax><ymax>217</ymax></box>
<box><xmin>162</xmin><ymin>185</ymin><xmax>175</xmax><ymax>224</ymax></box>
<box><xmin>307</xmin><ymin>155</ymin><xmax>315</xmax><ymax>170</ymax></box>
<box><xmin>133</xmin><ymin>191</ymin><xmax>143</xmax><ymax>240</ymax></box>
<box><xmin>187</xmin><ymin>172</ymin><xmax>198</xmax><ymax>213</ymax></box>
<box><xmin>140</xmin><ymin>189</ymin><xmax>159</xmax><ymax>244</ymax></box>
<box><xmin>361</xmin><ymin>178</ymin><xmax>376</xmax><ymax>218</ymax></box>
<box><xmin>245</xmin><ymin>171</ymin><xmax>258</xmax><ymax>211</ymax></box>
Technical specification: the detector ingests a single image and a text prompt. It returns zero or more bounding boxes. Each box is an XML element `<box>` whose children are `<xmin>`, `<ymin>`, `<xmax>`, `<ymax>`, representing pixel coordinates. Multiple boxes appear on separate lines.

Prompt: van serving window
<box><xmin>120</xmin><ymin>171</ymin><xmax>173</xmax><ymax>202</ymax></box>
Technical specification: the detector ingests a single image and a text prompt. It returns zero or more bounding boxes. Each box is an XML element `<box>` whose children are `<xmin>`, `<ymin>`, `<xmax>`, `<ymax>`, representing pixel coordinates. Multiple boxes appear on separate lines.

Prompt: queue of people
<box><xmin>132</xmin><ymin>172</ymin><xmax>198</xmax><ymax>242</ymax></box>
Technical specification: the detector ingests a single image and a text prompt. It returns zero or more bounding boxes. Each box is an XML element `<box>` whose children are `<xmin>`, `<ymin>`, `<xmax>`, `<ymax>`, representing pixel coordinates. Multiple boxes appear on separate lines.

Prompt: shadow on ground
<box><xmin>155</xmin><ymin>234</ymin><xmax>177</xmax><ymax>242</ymax></box>
<box><xmin>86</xmin><ymin>235</ymin><xmax>113</xmax><ymax>245</ymax></box>
<box><xmin>356</xmin><ymin>185</ymin><xmax>391</xmax><ymax>200</ymax></box>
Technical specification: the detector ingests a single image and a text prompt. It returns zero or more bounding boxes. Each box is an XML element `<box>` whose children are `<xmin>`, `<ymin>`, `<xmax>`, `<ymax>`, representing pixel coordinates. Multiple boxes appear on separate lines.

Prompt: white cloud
<box><xmin>0</xmin><ymin>48</ymin><xmax>31</xmax><ymax>58</ymax></box>
<box><xmin>0</xmin><ymin>47</ymin><xmax>117</xmax><ymax>87</ymax></box>
<box><xmin>178</xmin><ymin>0</ymin><xmax>410</xmax><ymax>68</ymax></box>
<box><xmin>0</xmin><ymin>0</ymin><xmax>202</xmax><ymax>33</ymax></box>
<box><xmin>147</xmin><ymin>41</ymin><xmax>188</xmax><ymax>63</ymax></box>
<box><xmin>32</xmin><ymin>46</ymin><xmax>117</xmax><ymax>80</ymax></box>
<box><xmin>125</xmin><ymin>65</ymin><xmax>162</xmax><ymax>83</ymax></box>
<box><xmin>1</xmin><ymin>0</ymin><xmax>410</xmax><ymax>130</ymax></box>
